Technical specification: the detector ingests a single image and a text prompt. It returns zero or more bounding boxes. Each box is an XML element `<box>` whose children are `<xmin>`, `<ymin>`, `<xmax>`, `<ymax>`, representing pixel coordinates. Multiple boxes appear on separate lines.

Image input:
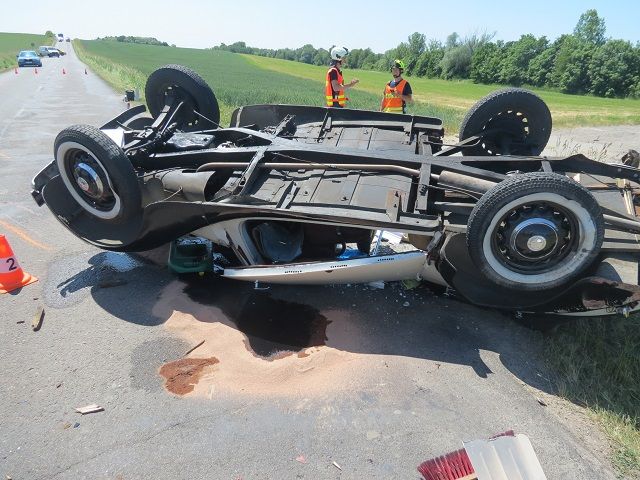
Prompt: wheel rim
<box><xmin>156</xmin><ymin>83</ymin><xmax>199</xmax><ymax>128</ymax></box>
<box><xmin>481</xmin><ymin>192</ymin><xmax>597</xmax><ymax>286</ymax></box>
<box><xmin>56</xmin><ymin>141</ymin><xmax>122</xmax><ymax>219</ymax></box>
<box><xmin>480</xmin><ymin>110</ymin><xmax>531</xmax><ymax>155</ymax></box>
<box><xmin>491</xmin><ymin>201</ymin><xmax>576</xmax><ymax>274</ymax></box>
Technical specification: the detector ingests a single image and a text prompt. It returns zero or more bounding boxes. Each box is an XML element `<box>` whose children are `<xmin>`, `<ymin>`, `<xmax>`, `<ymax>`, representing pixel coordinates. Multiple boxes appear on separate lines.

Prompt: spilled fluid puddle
<box><xmin>182</xmin><ymin>276</ymin><xmax>330</xmax><ymax>358</ymax></box>
<box><xmin>159</xmin><ymin>357</ymin><xmax>219</xmax><ymax>395</ymax></box>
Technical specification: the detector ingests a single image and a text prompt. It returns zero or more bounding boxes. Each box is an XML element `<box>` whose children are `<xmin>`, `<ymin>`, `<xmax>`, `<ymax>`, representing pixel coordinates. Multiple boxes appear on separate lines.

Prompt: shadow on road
<box><xmin>48</xmin><ymin>250</ymin><xmax>567</xmax><ymax>395</ymax></box>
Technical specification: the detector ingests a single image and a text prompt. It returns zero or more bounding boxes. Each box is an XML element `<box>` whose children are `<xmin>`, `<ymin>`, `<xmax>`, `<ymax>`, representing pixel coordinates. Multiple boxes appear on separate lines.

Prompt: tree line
<box><xmin>211</xmin><ymin>10</ymin><xmax>640</xmax><ymax>99</ymax></box>
<box><xmin>96</xmin><ymin>36</ymin><xmax>174</xmax><ymax>47</ymax></box>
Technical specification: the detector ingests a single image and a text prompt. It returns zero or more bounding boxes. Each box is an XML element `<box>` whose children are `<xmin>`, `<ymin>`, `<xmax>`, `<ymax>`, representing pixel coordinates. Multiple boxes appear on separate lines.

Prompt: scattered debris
<box><xmin>332</xmin><ymin>461</ymin><xmax>342</xmax><ymax>471</ymax></box>
<box><xmin>367</xmin><ymin>280</ymin><xmax>385</xmax><ymax>289</ymax></box>
<box><xmin>75</xmin><ymin>404</ymin><xmax>104</xmax><ymax>415</ymax></box>
<box><xmin>401</xmin><ymin>279</ymin><xmax>421</xmax><ymax>290</ymax></box>
<box><xmin>295</xmin><ymin>455</ymin><xmax>307</xmax><ymax>464</ymax></box>
<box><xmin>62</xmin><ymin>422</ymin><xmax>72</xmax><ymax>429</ymax></box>
<box><xmin>73</xmin><ymin>422</ymin><xmax>80</xmax><ymax>428</ymax></box>
<box><xmin>184</xmin><ymin>340</ymin><xmax>205</xmax><ymax>357</ymax></box>
<box><xmin>536</xmin><ymin>397</ymin><xmax>548</xmax><ymax>407</ymax></box>
<box><xmin>16</xmin><ymin>320</ymin><xmax>24</xmax><ymax>324</ymax></box>
<box><xmin>403</xmin><ymin>301</ymin><xmax>410</xmax><ymax>307</ymax></box>
<box><xmin>31</xmin><ymin>305</ymin><xmax>44</xmax><ymax>331</ymax></box>
<box><xmin>56</xmin><ymin>382</ymin><xmax>63</xmax><ymax>388</ymax></box>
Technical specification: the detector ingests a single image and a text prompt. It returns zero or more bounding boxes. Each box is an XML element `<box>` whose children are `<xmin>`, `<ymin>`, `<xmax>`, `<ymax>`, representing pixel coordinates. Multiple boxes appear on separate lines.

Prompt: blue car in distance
<box><xmin>17</xmin><ymin>50</ymin><xmax>42</xmax><ymax>67</ymax></box>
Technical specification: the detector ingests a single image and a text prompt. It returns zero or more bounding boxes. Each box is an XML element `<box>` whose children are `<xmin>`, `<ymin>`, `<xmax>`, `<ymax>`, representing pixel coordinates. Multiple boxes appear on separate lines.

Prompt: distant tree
<box><xmin>445</xmin><ymin>32</ymin><xmax>460</xmax><ymax>49</ymax></box>
<box><xmin>574</xmin><ymin>9</ymin><xmax>606</xmax><ymax>46</ymax></box>
<box><xmin>470</xmin><ymin>41</ymin><xmax>504</xmax><ymax>84</ymax></box>
<box><xmin>414</xmin><ymin>40</ymin><xmax>444</xmax><ymax>78</ymax></box>
<box><xmin>589</xmin><ymin>40</ymin><xmax>640</xmax><ymax>97</ymax></box>
<box><xmin>550</xmin><ymin>35</ymin><xmax>593</xmax><ymax>93</ymax></box>
<box><xmin>404</xmin><ymin>32</ymin><xmax>426</xmax><ymax>74</ymax></box>
<box><xmin>99</xmin><ymin>35</ymin><xmax>169</xmax><ymax>46</ymax></box>
<box><xmin>297</xmin><ymin>44</ymin><xmax>316</xmax><ymax>64</ymax></box>
<box><xmin>440</xmin><ymin>32</ymin><xmax>492</xmax><ymax>79</ymax></box>
<box><xmin>497</xmin><ymin>34</ymin><xmax>548</xmax><ymax>85</ymax></box>
<box><xmin>313</xmin><ymin>48</ymin><xmax>330</xmax><ymax>66</ymax></box>
<box><xmin>527</xmin><ymin>46</ymin><xmax>557</xmax><ymax>87</ymax></box>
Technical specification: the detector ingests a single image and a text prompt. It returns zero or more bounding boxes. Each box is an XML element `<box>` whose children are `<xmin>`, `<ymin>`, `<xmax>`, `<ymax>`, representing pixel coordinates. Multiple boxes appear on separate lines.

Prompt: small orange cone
<box><xmin>62</xmin><ymin>68</ymin><xmax>66</xmax><ymax>75</ymax></box>
<box><xmin>0</xmin><ymin>235</ymin><xmax>38</xmax><ymax>294</ymax></box>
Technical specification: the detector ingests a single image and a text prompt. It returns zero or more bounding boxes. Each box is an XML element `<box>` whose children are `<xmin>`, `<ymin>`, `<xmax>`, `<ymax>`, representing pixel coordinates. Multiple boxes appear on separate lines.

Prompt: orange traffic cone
<box><xmin>0</xmin><ymin>235</ymin><xmax>38</xmax><ymax>294</ymax></box>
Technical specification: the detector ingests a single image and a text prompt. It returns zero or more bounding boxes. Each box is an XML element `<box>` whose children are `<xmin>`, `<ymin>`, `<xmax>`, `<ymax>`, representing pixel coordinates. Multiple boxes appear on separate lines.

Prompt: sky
<box><xmin>2</xmin><ymin>0</ymin><xmax>639</xmax><ymax>53</ymax></box>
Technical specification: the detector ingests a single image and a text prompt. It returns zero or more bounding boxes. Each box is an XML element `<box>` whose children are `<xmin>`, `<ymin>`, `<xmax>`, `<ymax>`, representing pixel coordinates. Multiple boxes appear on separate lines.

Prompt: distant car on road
<box><xmin>38</xmin><ymin>46</ymin><xmax>65</xmax><ymax>57</ymax></box>
<box><xmin>17</xmin><ymin>50</ymin><xmax>42</xmax><ymax>67</ymax></box>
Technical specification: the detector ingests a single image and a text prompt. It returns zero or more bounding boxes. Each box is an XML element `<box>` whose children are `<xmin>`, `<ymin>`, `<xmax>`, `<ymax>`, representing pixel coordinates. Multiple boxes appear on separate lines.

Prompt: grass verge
<box><xmin>0</xmin><ymin>32</ymin><xmax>54</xmax><ymax>71</ymax></box>
<box><xmin>546</xmin><ymin>318</ymin><xmax>640</xmax><ymax>478</ymax></box>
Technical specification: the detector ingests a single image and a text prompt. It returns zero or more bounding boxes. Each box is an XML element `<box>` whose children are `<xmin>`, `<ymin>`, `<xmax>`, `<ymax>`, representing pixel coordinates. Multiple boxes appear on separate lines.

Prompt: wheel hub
<box><xmin>73</xmin><ymin>162</ymin><xmax>105</xmax><ymax>200</ymax></box>
<box><xmin>494</xmin><ymin>203</ymin><xmax>573</xmax><ymax>272</ymax></box>
<box><xmin>510</xmin><ymin>218</ymin><xmax>558</xmax><ymax>260</ymax></box>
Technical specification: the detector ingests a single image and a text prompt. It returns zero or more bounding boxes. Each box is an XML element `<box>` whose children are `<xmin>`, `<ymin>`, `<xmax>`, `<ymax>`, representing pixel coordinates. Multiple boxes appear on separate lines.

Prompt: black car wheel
<box><xmin>54</xmin><ymin>125</ymin><xmax>141</xmax><ymax>222</ymax></box>
<box><xmin>466</xmin><ymin>172</ymin><xmax>604</xmax><ymax>291</ymax></box>
<box><xmin>145</xmin><ymin>64</ymin><xmax>220</xmax><ymax>131</ymax></box>
<box><xmin>459</xmin><ymin>88</ymin><xmax>552</xmax><ymax>156</ymax></box>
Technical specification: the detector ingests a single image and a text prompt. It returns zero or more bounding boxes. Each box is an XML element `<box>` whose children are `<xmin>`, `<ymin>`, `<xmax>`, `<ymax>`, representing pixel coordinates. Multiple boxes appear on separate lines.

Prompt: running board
<box><xmin>223</xmin><ymin>251</ymin><xmax>429</xmax><ymax>285</ymax></box>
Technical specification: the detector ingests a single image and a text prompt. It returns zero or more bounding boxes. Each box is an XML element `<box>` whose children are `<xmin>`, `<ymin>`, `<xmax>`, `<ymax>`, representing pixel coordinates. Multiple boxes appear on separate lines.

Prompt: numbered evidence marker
<box><xmin>0</xmin><ymin>235</ymin><xmax>38</xmax><ymax>293</ymax></box>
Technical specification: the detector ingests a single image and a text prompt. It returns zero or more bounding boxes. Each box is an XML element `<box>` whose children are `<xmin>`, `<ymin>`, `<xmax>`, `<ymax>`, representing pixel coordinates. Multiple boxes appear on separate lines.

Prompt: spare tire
<box><xmin>466</xmin><ymin>172</ymin><xmax>604</xmax><ymax>292</ymax></box>
<box><xmin>459</xmin><ymin>88</ymin><xmax>552</xmax><ymax>156</ymax></box>
<box><xmin>145</xmin><ymin>64</ymin><xmax>220</xmax><ymax>132</ymax></box>
<box><xmin>54</xmin><ymin>125</ymin><xmax>141</xmax><ymax>223</ymax></box>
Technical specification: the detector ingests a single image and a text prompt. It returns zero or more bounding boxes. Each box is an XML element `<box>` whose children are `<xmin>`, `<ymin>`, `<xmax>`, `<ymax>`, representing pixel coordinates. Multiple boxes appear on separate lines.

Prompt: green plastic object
<box><xmin>168</xmin><ymin>236</ymin><xmax>212</xmax><ymax>274</ymax></box>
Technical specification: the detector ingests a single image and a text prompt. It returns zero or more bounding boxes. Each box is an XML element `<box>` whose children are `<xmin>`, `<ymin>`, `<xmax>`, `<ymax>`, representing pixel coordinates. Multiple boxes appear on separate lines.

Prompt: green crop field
<box><xmin>0</xmin><ymin>32</ymin><xmax>53</xmax><ymax>70</ymax></box>
<box><xmin>245</xmin><ymin>54</ymin><xmax>640</xmax><ymax>129</ymax></box>
<box><xmin>76</xmin><ymin>39</ymin><xmax>640</xmax><ymax>133</ymax></box>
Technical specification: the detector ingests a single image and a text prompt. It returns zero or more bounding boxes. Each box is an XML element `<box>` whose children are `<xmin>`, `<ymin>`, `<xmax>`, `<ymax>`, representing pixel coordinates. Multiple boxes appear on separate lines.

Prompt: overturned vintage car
<box><xmin>32</xmin><ymin>65</ymin><xmax>640</xmax><ymax>316</ymax></box>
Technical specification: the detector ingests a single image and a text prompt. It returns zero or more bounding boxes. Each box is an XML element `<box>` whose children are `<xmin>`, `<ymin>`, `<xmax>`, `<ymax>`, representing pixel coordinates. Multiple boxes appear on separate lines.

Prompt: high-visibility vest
<box><xmin>325</xmin><ymin>67</ymin><xmax>347</xmax><ymax>107</ymax></box>
<box><xmin>381</xmin><ymin>79</ymin><xmax>407</xmax><ymax>113</ymax></box>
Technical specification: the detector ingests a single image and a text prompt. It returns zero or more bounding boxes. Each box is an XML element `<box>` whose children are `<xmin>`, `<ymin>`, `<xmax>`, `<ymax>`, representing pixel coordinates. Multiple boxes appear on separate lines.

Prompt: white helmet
<box><xmin>330</xmin><ymin>46</ymin><xmax>349</xmax><ymax>61</ymax></box>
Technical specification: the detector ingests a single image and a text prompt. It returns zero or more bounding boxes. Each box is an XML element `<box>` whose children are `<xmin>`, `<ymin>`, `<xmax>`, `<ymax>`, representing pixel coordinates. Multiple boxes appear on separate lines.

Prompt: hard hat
<box><xmin>330</xmin><ymin>46</ymin><xmax>349</xmax><ymax>61</ymax></box>
<box><xmin>391</xmin><ymin>59</ymin><xmax>406</xmax><ymax>70</ymax></box>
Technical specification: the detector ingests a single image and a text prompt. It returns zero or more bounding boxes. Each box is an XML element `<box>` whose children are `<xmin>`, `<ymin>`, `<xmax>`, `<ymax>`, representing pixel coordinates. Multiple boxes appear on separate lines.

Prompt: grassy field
<box><xmin>245</xmin><ymin>55</ymin><xmax>640</xmax><ymax>129</ymax></box>
<box><xmin>74</xmin><ymin>38</ymin><xmax>640</xmax><ymax>477</ymax></box>
<box><xmin>0</xmin><ymin>32</ymin><xmax>53</xmax><ymax>71</ymax></box>
<box><xmin>76</xmin><ymin>39</ymin><xmax>640</xmax><ymax>133</ymax></box>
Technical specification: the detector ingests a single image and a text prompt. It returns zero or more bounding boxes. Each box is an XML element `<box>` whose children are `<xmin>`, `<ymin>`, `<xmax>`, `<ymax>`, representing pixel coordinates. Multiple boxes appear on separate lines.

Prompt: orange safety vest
<box><xmin>325</xmin><ymin>67</ymin><xmax>347</xmax><ymax>107</ymax></box>
<box><xmin>381</xmin><ymin>79</ymin><xmax>407</xmax><ymax>113</ymax></box>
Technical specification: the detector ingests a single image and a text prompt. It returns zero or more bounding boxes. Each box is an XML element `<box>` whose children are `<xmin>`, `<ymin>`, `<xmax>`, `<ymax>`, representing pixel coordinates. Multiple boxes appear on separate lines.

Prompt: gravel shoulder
<box><xmin>544</xmin><ymin>125</ymin><xmax>640</xmax><ymax>161</ymax></box>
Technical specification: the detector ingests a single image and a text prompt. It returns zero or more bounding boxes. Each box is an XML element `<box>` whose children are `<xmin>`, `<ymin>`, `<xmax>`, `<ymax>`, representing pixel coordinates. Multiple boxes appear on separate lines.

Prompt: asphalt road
<box><xmin>0</xmin><ymin>43</ymin><xmax>618</xmax><ymax>479</ymax></box>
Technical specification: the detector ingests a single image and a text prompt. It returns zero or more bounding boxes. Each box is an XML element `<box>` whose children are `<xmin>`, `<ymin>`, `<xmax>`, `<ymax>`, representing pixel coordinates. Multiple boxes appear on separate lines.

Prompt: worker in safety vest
<box><xmin>325</xmin><ymin>46</ymin><xmax>359</xmax><ymax>108</ymax></box>
<box><xmin>380</xmin><ymin>59</ymin><xmax>413</xmax><ymax>113</ymax></box>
